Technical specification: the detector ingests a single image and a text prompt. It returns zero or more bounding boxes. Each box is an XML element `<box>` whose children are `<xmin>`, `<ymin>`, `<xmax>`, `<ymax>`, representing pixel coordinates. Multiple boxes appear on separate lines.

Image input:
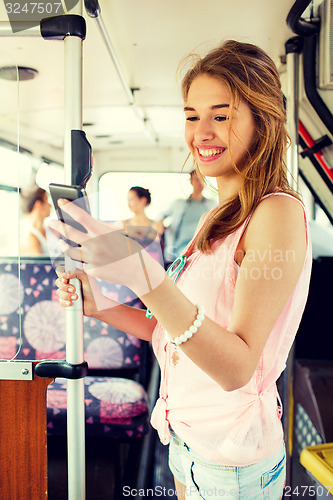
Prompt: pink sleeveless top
<box><xmin>151</xmin><ymin>192</ymin><xmax>312</xmax><ymax>466</ymax></box>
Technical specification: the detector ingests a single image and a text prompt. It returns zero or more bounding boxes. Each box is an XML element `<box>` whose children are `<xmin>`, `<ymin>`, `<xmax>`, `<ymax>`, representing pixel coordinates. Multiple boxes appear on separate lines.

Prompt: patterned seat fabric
<box><xmin>0</xmin><ymin>260</ymin><xmax>66</xmax><ymax>360</ymax></box>
<box><xmin>48</xmin><ymin>377</ymin><xmax>149</xmax><ymax>439</ymax></box>
<box><xmin>0</xmin><ymin>258</ymin><xmax>150</xmax><ymax>439</ymax></box>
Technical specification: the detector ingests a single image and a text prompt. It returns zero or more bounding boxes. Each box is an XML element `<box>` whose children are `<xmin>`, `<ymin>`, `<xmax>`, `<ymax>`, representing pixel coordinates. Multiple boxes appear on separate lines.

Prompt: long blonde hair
<box><xmin>181</xmin><ymin>40</ymin><xmax>299</xmax><ymax>252</ymax></box>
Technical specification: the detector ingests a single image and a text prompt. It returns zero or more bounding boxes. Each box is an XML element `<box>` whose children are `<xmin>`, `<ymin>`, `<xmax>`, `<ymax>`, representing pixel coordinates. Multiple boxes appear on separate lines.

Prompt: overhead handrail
<box><xmin>286</xmin><ymin>0</ymin><xmax>333</xmax><ymax>136</ymax></box>
<box><xmin>286</xmin><ymin>0</ymin><xmax>318</xmax><ymax>36</ymax></box>
<box><xmin>0</xmin><ymin>22</ymin><xmax>41</xmax><ymax>35</ymax></box>
<box><xmin>84</xmin><ymin>0</ymin><xmax>158</xmax><ymax>143</ymax></box>
<box><xmin>302</xmin><ymin>35</ymin><xmax>333</xmax><ymax>137</ymax></box>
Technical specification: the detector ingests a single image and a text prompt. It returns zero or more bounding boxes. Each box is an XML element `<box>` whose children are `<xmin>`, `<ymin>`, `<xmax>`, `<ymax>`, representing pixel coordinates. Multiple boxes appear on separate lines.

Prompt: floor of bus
<box><xmin>48</xmin><ymin>431</ymin><xmax>177</xmax><ymax>499</ymax></box>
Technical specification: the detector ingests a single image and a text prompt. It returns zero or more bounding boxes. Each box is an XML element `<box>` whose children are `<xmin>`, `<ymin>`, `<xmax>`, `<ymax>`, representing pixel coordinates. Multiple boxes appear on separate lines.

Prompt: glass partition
<box><xmin>0</xmin><ymin>49</ymin><xmax>65</xmax><ymax>361</ymax></box>
<box><xmin>0</xmin><ymin>49</ymin><xmax>21</xmax><ymax>359</ymax></box>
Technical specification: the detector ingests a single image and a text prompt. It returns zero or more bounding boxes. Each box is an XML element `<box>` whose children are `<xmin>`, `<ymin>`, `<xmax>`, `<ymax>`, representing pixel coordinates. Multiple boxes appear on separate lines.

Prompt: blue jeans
<box><xmin>168</xmin><ymin>431</ymin><xmax>286</xmax><ymax>499</ymax></box>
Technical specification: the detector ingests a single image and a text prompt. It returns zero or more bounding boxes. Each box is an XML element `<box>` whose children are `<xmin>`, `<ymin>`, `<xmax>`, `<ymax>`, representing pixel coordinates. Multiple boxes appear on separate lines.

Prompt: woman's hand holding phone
<box><xmin>49</xmin><ymin>197</ymin><xmax>166</xmax><ymax>298</ymax></box>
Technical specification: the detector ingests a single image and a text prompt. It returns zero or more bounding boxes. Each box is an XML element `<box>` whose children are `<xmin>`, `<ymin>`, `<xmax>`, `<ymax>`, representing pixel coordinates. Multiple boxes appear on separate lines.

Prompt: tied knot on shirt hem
<box><xmin>150</xmin><ymin>396</ymin><xmax>171</xmax><ymax>445</ymax></box>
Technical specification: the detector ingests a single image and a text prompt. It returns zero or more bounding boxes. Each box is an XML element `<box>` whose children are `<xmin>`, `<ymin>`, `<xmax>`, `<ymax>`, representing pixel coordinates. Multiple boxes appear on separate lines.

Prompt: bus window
<box><xmin>98</xmin><ymin>171</ymin><xmax>218</xmax><ymax>222</ymax></box>
<box><xmin>299</xmin><ymin>177</ymin><xmax>333</xmax><ymax>259</ymax></box>
<box><xmin>35</xmin><ymin>161</ymin><xmax>64</xmax><ymax>191</ymax></box>
<box><xmin>0</xmin><ymin>148</ymin><xmax>34</xmax><ymax>256</ymax></box>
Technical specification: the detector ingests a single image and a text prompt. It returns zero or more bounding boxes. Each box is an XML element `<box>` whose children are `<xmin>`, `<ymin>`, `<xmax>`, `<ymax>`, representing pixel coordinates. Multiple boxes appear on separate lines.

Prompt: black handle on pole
<box><xmin>71</xmin><ymin>130</ymin><xmax>93</xmax><ymax>188</ymax></box>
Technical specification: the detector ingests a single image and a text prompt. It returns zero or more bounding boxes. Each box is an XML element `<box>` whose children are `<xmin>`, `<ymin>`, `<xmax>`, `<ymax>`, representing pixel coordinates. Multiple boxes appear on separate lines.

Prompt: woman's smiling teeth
<box><xmin>198</xmin><ymin>148</ymin><xmax>225</xmax><ymax>157</ymax></box>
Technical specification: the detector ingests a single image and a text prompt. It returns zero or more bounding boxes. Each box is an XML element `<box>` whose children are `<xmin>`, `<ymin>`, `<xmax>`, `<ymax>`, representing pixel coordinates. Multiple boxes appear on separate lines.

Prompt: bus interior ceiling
<box><xmin>0</xmin><ymin>0</ymin><xmax>302</xmax><ymax>177</ymax></box>
<box><xmin>0</xmin><ymin>0</ymin><xmax>332</xmax><ymax>499</ymax></box>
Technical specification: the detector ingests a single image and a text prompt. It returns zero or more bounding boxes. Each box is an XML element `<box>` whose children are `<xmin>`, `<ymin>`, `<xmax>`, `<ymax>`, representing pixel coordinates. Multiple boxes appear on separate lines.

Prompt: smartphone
<box><xmin>49</xmin><ymin>183</ymin><xmax>91</xmax><ymax>245</ymax></box>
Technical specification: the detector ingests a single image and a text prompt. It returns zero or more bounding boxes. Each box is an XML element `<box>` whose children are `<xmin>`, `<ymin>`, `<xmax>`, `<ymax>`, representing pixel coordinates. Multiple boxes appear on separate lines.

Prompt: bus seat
<box><xmin>0</xmin><ymin>257</ymin><xmax>66</xmax><ymax>361</ymax></box>
<box><xmin>294</xmin><ymin>360</ymin><xmax>333</xmax><ymax>455</ymax></box>
<box><xmin>292</xmin><ymin>360</ymin><xmax>333</xmax><ymax>492</ymax></box>
<box><xmin>290</xmin><ymin>256</ymin><xmax>333</xmax><ymax>479</ymax></box>
<box><xmin>0</xmin><ymin>257</ymin><xmax>152</xmax><ymax>441</ymax></box>
<box><xmin>47</xmin><ymin>376</ymin><xmax>149</xmax><ymax>439</ymax></box>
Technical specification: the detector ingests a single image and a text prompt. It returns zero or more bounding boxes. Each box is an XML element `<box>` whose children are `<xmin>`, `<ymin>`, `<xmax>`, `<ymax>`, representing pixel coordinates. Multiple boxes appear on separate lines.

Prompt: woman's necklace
<box><xmin>145</xmin><ymin>254</ymin><xmax>187</xmax><ymax>319</ymax></box>
<box><xmin>171</xmin><ymin>350</ymin><xmax>180</xmax><ymax>366</ymax></box>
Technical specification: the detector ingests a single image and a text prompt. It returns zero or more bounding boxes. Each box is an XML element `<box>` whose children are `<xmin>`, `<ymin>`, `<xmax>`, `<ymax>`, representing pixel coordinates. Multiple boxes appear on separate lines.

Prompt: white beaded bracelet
<box><xmin>165</xmin><ymin>304</ymin><xmax>205</xmax><ymax>345</ymax></box>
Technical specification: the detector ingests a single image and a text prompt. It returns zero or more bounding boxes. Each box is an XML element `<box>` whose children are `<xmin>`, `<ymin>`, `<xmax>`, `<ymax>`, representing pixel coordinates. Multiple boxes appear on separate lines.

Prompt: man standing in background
<box><xmin>158</xmin><ymin>170</ymin><xmax>216</xmax><ymax>268</ymax></box>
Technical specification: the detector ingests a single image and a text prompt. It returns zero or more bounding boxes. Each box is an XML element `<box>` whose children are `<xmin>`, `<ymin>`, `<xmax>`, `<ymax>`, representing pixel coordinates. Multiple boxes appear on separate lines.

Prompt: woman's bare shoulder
<box><xmin>20</xmin><ymin>232</ymin><xmax>42</xmax><ymax>255</ymax></box>
<box><xmin>253</xmin><ymin>194</ymin><xmax>304</xmax><ymax>224</ymax></box>
<box><xmin>245</xmin><ymin>194</ymin><xmax>306</xmax><ymax>250</ymax></box>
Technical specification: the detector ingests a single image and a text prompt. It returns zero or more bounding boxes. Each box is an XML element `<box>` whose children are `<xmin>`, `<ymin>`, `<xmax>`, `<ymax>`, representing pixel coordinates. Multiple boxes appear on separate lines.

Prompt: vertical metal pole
<box><xmin>286</xmin><ymin>37</ymin><xmax>302</xmax><ymax>190</ymax></box>
<box><xmin>284</xmin><ymin>34</ymin><xmax>303</xmax><ymax>492</ymax></box>
<box><xmin>64</xmin><ymin>1</ymin><xmax>86</xmax><ymax>499</ymax></box>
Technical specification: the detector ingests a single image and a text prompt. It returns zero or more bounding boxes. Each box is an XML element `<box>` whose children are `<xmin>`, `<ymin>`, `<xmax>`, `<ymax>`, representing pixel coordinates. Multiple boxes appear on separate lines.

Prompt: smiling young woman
<box><xmin>181</xmin><ymin>40</ymin><xmax>296</xmax><ymax>253</ymax></box>
<box><xmin>54</xmin><ymin>40</ymin><xmax>311</xmax><ymax>500</ymax></box>
<box><xmin>184</xmin><ymin>74</ymin><xmax>257</xmax><ymax>200</ymax></box>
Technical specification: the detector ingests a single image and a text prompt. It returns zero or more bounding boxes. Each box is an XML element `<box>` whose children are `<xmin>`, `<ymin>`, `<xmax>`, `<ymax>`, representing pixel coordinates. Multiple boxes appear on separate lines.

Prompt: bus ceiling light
<box><xmin>0</xmin><ymin>66</ymin><xmax>38</xmax><ymax>81</ymax></box>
